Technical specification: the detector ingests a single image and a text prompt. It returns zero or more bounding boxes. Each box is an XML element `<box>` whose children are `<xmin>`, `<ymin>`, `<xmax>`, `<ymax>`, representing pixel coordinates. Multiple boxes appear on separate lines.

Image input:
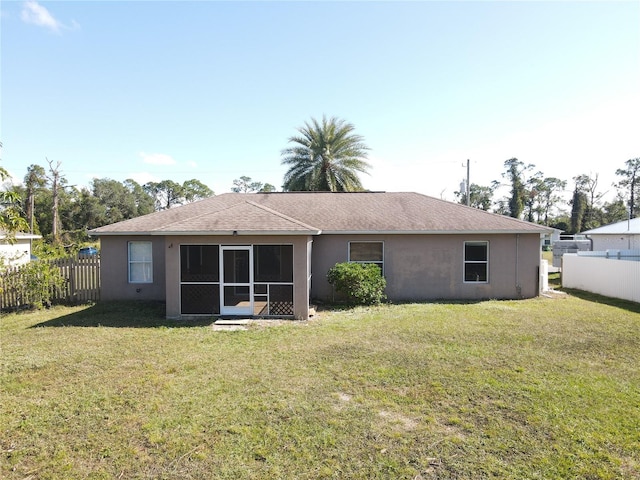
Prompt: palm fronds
<box><xmin>281</xmin><ymin>116</ymin><xmax>371</xmax><ymax>192</ymax></box>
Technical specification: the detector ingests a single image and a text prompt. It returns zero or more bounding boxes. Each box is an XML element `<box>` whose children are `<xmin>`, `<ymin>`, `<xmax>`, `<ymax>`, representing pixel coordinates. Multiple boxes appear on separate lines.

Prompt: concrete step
<box><xmin>212</xmin><ymin>319</ymin><xmax>250</xmax><ymax>331</ymax></box>
<box><xmin>214</xmin><ymin>319</ymin><xmax>251</xmax><ymax>326</ymax></box>
<box><xmin>212</xmin><ymin>324</ymin><xmax>248</xmax><ymax>331</ymax></box>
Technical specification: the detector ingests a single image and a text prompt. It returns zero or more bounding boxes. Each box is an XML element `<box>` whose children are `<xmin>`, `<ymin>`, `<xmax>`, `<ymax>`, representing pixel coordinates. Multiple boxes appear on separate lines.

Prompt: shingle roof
<box><xmin>89</xmin><ymin>192</ymin><xmax>551</xmax><ymax>236</ymax></box>
<box><xmin>582</xmin><ymin>217</ymin><xmax>640</xmax><ymax>235</ymax></box>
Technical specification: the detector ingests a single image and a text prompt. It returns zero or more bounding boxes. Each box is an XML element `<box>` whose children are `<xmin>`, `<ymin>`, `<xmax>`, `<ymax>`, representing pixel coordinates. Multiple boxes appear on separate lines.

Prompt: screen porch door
<box><xmin>220</xmin><ymin>246</ymin><xmax>253</xmax><ymax>316</ymax></box>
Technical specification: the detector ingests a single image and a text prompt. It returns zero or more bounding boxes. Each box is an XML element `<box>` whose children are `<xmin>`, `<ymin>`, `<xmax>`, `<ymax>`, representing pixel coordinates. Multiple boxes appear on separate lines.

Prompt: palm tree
<box><xmin>281</xmin><ymin>116</ymin><xmax>371</xmax><ymax>191</ymax></box>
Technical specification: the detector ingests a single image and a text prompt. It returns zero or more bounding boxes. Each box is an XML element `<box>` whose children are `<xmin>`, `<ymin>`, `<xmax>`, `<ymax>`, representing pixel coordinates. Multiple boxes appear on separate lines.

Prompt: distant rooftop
<box><xmin>0</xmin><ymin>230</ymin><xmax>41</xmax><ymax>240</ymax></box>
<box><xmin>582</xmin><ymin>217</ymin><xmax>640</xmax><ymax>235</ymax></box>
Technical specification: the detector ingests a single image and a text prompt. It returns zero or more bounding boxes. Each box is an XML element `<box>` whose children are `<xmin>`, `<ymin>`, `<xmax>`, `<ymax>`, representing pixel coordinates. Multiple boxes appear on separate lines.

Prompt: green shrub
<box><xmin>327</xmin><ymin>262</ymin><xmax>387</xmax><ymax>306</ymax></box>
<box><xmin>9</xmin><ymin>261</ymin><xmax>65</xmax><ymax>309</ymax></box>
<box><xmin>32</xmin><ymin>240</ymin><xmax>68</xmax><ymax>260</ymax></box>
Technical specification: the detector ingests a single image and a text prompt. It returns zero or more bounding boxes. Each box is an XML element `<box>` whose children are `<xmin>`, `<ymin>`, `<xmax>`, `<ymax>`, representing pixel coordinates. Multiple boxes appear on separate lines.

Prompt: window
<box><xmin>254</xmin><ymin>245</ymin><xmax>293</xmax><ymax>282</ymax></box>
<box><xmin>349</xmin><ymin>242</ymin><xmax>384</xmax><ymax>272</ymax></box>
<box><xmin>253</xmin><ymin>245</ymin><xmax>294</xmax><ymax>317</ymax></box>
<box><xmin>128</xmin><ymin>241</ymin><xmax>153</xmax><ymax>283</ymax></box>
<box><xmin>464</xmin><ymin>241</ymin><xmax>488</xmax><ymax>283</ymax></box>
<box><xmin>180</xmin><ymin>245</ymin><xmax>219</xmax><ymax>282</ymax></box>
<box><xmin>180</xmin><ymin>244</ymin><xmax>220</xmax><ymax>315</ymax></box>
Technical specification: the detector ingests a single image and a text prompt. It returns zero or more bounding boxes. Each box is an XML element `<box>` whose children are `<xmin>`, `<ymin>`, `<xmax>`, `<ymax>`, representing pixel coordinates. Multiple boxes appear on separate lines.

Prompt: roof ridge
<box><xmin>156</xmin><ymin>198</ymin><xmax>321</xmax><ymax>233</ymax></box>
<box><xmin>244</xmin><ymin>200</ymin><xmax>321</xmax><ymax>231</ymax></box>
<box><xmin>151</xmin><ymin>197</ymin><xmax>241</xmax><ymax>231</ymax></box>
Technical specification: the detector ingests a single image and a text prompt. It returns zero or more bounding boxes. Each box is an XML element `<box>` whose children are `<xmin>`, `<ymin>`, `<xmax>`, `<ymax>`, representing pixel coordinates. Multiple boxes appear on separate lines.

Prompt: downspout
<box><xmin>515</xmin><ymin>234</ymin><xmax>522</xmax><ymax>298</ymax></box>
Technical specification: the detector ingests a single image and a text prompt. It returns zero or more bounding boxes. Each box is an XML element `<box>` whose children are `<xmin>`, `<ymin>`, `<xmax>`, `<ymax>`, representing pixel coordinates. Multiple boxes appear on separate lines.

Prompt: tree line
<box><xmin>1</xmin><ymin>116</ymin><xmax>638</xmax><ymax>252</ymax></box>
<box><xmin>4</xmin><ymin>159</ymin><xmax>213</xmax><ymax>248</ymax></box>
<box><xmin>453</xmin><ymin>157</ymin><xmax>639</xmax><ymax>234</ymax></box>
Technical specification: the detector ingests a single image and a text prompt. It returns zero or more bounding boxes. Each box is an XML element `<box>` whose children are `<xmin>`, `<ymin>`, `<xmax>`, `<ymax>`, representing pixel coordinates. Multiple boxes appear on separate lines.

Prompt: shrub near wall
<box><xmin>327</xmin><ymin>262</ymin><xmax>386</xmax><ymax>306</ymax></box>
<box><xmin>1</xmin><ymin>255</ymin><xmax>99</xmax><ymax>311</ymax></box>
<box><xmin>1</xmin><ymin>261</ymin><xmax>65</xmax><ymax>309</ymax></box>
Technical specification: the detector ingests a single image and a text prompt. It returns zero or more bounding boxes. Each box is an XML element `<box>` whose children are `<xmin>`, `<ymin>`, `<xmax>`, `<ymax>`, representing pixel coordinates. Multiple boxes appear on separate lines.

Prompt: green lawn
<box><xmin>1</xmin><ymin>296</ymin><xmax>639</xmax><ymax>479</ymax></box>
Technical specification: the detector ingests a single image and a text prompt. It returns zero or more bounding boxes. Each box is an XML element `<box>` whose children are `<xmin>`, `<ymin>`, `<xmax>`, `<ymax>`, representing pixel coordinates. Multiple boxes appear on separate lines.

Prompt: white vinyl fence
<box><xmin>562</xmin><ymin>250</ymin><xmax>640</xmax><ymax>303</ymax></box>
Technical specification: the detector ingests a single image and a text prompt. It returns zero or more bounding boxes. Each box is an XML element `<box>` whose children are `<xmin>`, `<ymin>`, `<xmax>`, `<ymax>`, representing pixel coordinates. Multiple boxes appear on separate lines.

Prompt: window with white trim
<box><xmin>349</xmin><ymin>241</ymin><xmax>384</xmax><ymax>273</ymax></box>
<box><xmin>128</xmin><ymin>241</ymin><xmax>153</xmax><ymax>283</ymax></box>
<box><xmin>464</xmin><ymin>241</ymin><xmax>488</xmax><ymax>283</ymax></box>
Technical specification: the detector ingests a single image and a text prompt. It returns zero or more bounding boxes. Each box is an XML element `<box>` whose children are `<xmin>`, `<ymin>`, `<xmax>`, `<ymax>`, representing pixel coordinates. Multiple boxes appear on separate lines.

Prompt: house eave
<box><xmin>91</xmin><ymin>228</ymin><xmax>548</xmax><ymax>237</ymax></box>
<box><xmin>321</xmin><ymin>229</ymin><xmax>552</xmax><ymax>235</ymax></box>
<box><xmin>88</xmin><ymin>231</ymin><xmax>142</xmax><ymax>237</ymax></box>
<box><xmin>161</xmin><ymin>230</ymin><xmax>322</xmax><ymax>236</ymax></box>
<box><xmin>90</xmin><ymin>229</ymin><xmax>321</xmax><ymax>237</ymax></box>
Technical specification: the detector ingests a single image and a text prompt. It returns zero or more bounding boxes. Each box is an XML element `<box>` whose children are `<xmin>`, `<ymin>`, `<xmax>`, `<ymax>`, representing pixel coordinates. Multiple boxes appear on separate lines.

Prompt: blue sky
<box><xmin>1</xmin><ymin>1</ymin><xmax>638</xmax><ymax>205</ymax></box>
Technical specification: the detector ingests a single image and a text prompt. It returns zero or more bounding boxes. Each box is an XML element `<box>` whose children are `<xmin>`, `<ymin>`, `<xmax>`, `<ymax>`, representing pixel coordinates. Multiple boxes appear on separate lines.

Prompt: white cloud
<box><xmin>187</xmin><ymin>161</ymin><xmax>198</xmax><ymax>168</ymax></box>
<box><xmin>20</xmin><ymin>1</ymin><xmax>62</xmax><ymax>33</ymax></box>
<box><xmin>139</xmin><ymin>152</ymin><xmax>177</xmax><ymax>166</ymax></box>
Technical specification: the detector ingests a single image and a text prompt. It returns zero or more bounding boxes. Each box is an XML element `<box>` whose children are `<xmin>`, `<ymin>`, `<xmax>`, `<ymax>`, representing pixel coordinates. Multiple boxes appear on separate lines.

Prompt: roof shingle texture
<box><xmin>90</xmin><ymin>192</ymin><xmax>550</xmax><ymax>235</ymax></box>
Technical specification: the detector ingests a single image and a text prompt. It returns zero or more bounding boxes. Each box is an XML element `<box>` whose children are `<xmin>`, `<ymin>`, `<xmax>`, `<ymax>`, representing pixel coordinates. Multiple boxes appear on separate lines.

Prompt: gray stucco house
<box><xmin>89</xmin><ymin>191</ymin><xmax>551</xmax><ymax>320</ymax></box>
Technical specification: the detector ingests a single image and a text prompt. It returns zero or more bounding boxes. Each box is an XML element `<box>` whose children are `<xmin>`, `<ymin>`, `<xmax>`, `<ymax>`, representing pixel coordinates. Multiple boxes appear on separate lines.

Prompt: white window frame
<box><xmin>348</xmin><ymin>241</ymin><xmax>384</xmax><ymax>274</ymax></box>
<box><xmin>463</xmin><ymin>241</ymin><xmax>489</xmax><ymax>283</ymax></box>
<box><xmin>128</xmin><ymin>241</ymin><xmax>153</xmax><ymax>283</ymax></box>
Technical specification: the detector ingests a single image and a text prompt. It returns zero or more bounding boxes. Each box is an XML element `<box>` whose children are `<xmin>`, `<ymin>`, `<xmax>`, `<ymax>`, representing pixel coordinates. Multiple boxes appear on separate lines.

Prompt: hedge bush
<box><xmin>2</xmin><ymin>261</ymin><xmax>65</xmax><ymax>309</ymax></box>
<box><xmin>327</xmin><ymin>262</ymin><xmax>386</xmax><ymax>306</ymax></box>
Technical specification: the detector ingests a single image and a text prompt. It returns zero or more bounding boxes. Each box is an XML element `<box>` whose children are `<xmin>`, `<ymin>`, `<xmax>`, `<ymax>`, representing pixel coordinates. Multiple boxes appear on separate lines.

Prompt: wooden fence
<box><xmin>0</xmin><ymin>256</ymin><xmax>100</xmax><ymax>310</ymax></box>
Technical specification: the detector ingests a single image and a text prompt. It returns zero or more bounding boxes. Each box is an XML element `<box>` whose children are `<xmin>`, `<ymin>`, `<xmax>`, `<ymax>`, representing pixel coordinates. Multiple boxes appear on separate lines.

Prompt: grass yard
<box><xmin>1</xmin><ymin>295</ymin><xmax>639</xmax><ymax>479</ymax></box>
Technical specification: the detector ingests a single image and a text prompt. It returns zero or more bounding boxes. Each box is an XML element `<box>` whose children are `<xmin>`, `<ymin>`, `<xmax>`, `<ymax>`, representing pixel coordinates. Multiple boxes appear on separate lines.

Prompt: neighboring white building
<box><xmin>582</xmin><ymin>218</ymin><xmax>640</xmax><ymax>251</ymax></box>
<box><xmin>541</xmin><ymin>227</ymin><xmax>562</xmax><ymax>250</ymax></box>
<box><xmin>0</xmin><ymin>231</ymin><xmax>41</xmax><ymax>268</ymax></box>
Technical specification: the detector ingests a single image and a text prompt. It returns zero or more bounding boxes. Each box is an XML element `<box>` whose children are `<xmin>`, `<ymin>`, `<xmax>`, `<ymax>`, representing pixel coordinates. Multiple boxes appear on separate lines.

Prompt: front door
<box><xmin>220</xmin><ymin>246</ymin><xmax>253</xmax><ymax>316</ymax></box>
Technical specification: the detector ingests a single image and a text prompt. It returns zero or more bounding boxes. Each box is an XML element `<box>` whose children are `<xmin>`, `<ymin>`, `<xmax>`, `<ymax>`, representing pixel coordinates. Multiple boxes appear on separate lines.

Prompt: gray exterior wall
<box><xmin>99</xmin><ymin>232</ymin><xmax>542</xmax><ymax>318</ymax></box>
<box><xmin>99</xmin><ymin>235</ymin><xmax>166</xmax><ymax>301</ymax></box>
<box><xmin>310</xmin><ymin>233</ymin><xmax>542</xmax><ymax>302</ymax></box>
